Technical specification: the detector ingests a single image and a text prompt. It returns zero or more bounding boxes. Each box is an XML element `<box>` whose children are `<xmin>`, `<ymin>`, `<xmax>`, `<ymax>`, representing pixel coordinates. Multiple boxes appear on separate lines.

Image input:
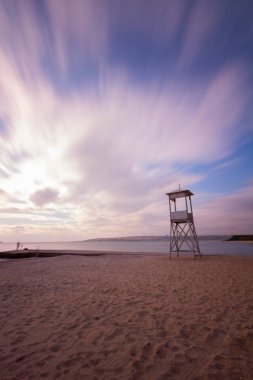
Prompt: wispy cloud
<box><xmin>195</xmin><ymin>181</ymin><xmax>253</xmax><ymax>234</ymax></box>
<box><xmin>179</xmin><ymin>0</ymin><xmax>223</xmax><ymax>66</ymax></box>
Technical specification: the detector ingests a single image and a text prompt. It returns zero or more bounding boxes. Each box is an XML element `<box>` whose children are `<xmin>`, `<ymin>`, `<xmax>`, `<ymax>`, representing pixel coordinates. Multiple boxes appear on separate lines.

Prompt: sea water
<box><xmin>0</xmin><ymin>240</ymin><xmax>253</xmax><ymax>256</ymax></box>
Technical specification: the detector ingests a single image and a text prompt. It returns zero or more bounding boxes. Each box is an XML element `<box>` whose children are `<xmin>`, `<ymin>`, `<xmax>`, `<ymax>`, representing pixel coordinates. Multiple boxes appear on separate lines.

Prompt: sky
<box><xmin>0</xmin><ymin>0</ymin><xmax>253</xmax><ymax>242</ymax></box>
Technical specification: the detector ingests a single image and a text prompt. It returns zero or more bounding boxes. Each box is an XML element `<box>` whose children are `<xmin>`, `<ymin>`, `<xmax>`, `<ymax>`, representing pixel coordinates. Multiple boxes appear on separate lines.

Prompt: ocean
<box><xmin>0</xmin><ymin>239</ymin><xmax>253</xmax><ymax>256</ymax></box>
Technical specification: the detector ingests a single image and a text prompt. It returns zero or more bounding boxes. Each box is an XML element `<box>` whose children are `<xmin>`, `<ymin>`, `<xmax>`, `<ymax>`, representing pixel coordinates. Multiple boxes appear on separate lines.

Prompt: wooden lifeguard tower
<box><xmin>166</xmin><ymin>189</ymin><xmax>201</xmax><ymax>258</ymax></box>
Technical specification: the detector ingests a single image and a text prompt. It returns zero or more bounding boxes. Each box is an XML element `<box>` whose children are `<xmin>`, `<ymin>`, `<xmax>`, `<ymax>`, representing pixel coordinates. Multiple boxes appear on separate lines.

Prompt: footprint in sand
<box><xmin>180</xmin><ymin>326</ymin><xmax>192</xmax><ymax>339</ymax></box>
<box><xmin>140</xmin><ymin>342</ymin><xmax>152</xmax><ymax>363</ymax></box>
<box><xmin>50</xmin><ymin>344</ymin><xmax>61</xmax><ymax>353</ymax></box>
<box><xmin>90</xmin><ymin>358</ymin><xmax>101</xmax><ymax>366</ymax></box>
<box><xmin>185</xmin><ymin>346</ymin><xmax>201</xmax><ymax>361</ymax></box>
<box><xmin>155</xmin><ymin>345</ymin><xmax>167</xmax><ymax>359</ymax></box>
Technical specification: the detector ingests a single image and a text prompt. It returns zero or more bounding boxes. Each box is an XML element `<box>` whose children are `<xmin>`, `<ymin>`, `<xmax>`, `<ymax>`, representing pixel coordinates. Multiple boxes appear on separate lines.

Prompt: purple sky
<box><xmin>0</xmin><ymin>0</ymin><xmax>253</xmax><ymax>241</ymax></box>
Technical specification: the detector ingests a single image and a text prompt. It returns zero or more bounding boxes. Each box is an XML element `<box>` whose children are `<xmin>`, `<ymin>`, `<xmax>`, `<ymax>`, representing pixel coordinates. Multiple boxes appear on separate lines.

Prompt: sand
<box><xmin>0</xmin><ymin>253</ymin><xmax>253</xmax><ymax>380</ymax></box>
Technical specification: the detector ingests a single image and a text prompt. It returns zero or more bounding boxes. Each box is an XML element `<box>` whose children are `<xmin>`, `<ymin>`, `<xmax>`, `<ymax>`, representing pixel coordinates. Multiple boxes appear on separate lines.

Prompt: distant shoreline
<box><xmin>1</xmin><ymin>235</ymin><xmax>253</xmax><ymax>245</ymax></box>
<box><xmin>83</xmin><ymin>235</ymin><xmax>231</xmax><ymax>242</ymax></box>
<box><xmin>226</xmin><ymin>235</ymin><xmax>253</xmax><ymax>241</ymax></box>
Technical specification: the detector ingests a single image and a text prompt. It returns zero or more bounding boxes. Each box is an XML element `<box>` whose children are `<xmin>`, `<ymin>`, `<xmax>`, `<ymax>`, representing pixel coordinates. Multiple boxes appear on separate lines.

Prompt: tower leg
<box><xmin>169</xmin><ymin>223</ymin><xmax>172</xmax><ymax>259</ymax></box>
<box><xmin>169</xmin><ymin>220</ymin><xmax>201</xmax><ymax>258</ymax></box>
<box><xmin>191</xmin><ymin>222</ymin><xmax>201</xmax><ymax>258</ymax></box>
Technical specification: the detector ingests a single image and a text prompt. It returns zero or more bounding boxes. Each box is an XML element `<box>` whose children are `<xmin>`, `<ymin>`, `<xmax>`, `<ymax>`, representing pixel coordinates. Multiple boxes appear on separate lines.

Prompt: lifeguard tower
<box><xmin>166</xmin><ymin>189</ymin><xmax>201</xmax><ymax>258</ymax></box>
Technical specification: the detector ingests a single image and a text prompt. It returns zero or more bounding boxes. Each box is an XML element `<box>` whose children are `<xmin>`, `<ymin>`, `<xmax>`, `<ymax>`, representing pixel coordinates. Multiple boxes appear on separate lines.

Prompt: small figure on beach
<box><xmin>16</xmin><ymin>241</ymin><xmax>20</xmax><ymax>250</ymax></box>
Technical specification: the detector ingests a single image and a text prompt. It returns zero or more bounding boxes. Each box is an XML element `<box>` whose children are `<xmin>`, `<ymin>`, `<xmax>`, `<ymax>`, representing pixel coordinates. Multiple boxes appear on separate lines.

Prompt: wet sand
<box><xmin>0</xmin><ymin>254</ymin><xmax>253</xmax><ymax>379</ymax></box>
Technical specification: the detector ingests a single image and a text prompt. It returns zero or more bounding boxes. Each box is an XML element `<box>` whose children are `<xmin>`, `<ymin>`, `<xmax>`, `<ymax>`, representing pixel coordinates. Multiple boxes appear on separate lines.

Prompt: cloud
<box><xmin>195</xmin><ymin>182</ymin><xmax>253</xmax><ymax>234</ymax></box>
<box><xmin>0</xmin><ymin>59</ymin><xmax>251</xmax><ymax>238</ymax></box>
<box><xmin>179</xmin><ymin>0</ymin><xmax>223</xmax><ymax>66</ymax></box>
<box><xmin>43</xmin><ymin>0</ymin><xmax>108</xmax><ymax>75</ymax></box>
<box><xmin>109</xmin><ymin>0</ymin><xmax>187</xmax><ymax>45</ymax></box>
<box><xmin>0</xmin><ymin>0</ymin><xmax>108</xmax><ymax>83</ymax></box>
<box><xmin>30</xmin><ymin>188</ymin><xmax>59</xmax><ymax>207</ymax></box>
<box><xmin>0</xmin><ymin>1</ymin><xmax>252</xmax><ymax>240</ymax></box>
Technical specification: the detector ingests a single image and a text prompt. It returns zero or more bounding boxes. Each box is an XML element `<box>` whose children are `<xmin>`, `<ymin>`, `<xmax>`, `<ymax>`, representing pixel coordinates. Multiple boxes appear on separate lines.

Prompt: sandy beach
<box><xmin>0</xmin><ymin>253</ymin><xmax>253</xmax><ymax>380</ymax></box>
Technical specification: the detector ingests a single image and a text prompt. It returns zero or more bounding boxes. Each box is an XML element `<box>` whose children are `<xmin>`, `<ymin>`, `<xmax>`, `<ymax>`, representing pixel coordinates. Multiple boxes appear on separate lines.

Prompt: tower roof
<box><xmin>166</xmin><ymin>189</ymin><xmax>193</xmax><ymax>201</ymax></box>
